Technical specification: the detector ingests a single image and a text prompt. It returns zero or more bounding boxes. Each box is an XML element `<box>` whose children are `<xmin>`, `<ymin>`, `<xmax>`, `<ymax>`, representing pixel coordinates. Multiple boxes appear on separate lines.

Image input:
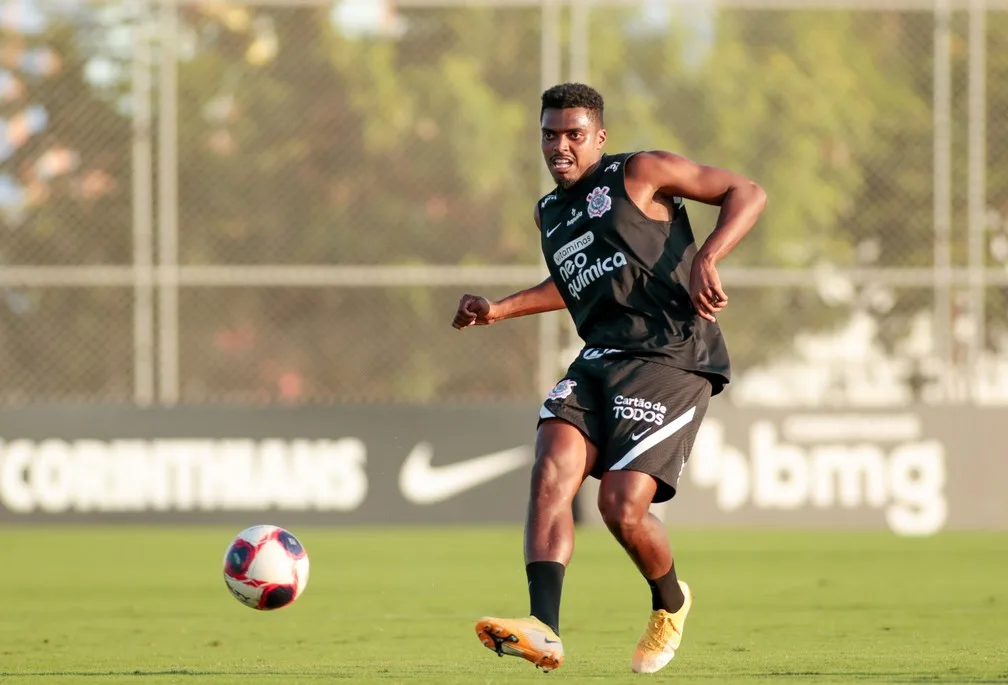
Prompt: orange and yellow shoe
<box><xmin>631</xmin><ymin>580</ymin><xmax>693</xmax><ymax>674</ymax></box>
<box><xmin>475</xmin><ymin>616</ymin><xmax>564</xmax><ymax>672</ymax></box>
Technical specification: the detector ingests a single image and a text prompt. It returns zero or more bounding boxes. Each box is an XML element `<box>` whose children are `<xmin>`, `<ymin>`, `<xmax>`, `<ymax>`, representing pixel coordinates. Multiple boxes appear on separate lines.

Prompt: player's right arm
<box><xmin>451</xmin><ymin>277</ymin><xmax>565</xmax><ymax>329</ymax></box>
<box><xmin>451</xmin><ymin>202</ymin><xmax>567</xmax><ymax>330</ymax></box>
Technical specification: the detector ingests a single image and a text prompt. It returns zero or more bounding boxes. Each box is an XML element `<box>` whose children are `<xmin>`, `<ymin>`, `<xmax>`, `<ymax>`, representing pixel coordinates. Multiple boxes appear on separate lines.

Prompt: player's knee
<box><xmin>597</xmin><ymin>479</ymin><xmax>648</xmax><ymax>538</ymax></box>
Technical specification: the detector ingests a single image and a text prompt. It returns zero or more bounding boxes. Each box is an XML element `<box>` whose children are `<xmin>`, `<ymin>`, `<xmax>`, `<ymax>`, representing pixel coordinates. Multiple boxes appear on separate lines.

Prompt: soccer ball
<box><xmin>222</xmin><ymin>525</ymin><xmax>310</xmax><ymax>610</ymax></box>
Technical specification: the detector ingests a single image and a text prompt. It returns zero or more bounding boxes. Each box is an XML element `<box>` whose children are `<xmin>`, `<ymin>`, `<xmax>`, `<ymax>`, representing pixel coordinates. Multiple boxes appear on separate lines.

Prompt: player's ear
<box><xmin>596</xmin><ymin>127</ymin><xmax>606</xmax><ymax>149</ymax></box>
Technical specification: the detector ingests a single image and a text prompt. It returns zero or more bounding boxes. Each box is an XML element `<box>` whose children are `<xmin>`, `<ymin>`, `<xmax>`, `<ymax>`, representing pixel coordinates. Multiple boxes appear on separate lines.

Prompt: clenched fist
<box><xmin>452</xmin><ymin>293</ymin><xmax>496</xmax><ymax>329</ymax></box>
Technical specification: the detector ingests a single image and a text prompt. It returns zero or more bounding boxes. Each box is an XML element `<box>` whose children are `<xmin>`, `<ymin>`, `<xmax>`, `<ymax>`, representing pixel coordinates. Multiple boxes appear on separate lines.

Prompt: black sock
<box><xmin>526</xmin><ymin>561</ymin><xmax>564</xmax><ymax>635</ymax></box>
<box><xmin>647</xmin><ymin>565</ymin><xmax>685</xmax><ymax>613</ymax></box>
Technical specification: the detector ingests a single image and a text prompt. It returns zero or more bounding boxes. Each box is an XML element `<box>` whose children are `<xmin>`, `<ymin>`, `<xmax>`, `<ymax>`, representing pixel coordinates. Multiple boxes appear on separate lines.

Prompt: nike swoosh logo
<box><xmin>631</xmin><ymin>428</ymin><xmax>652</xmax><ymax>441</ymax></box>
<box><xmin>398</xmin><ymin>443</ymin><xmax>533</xmax><ymax>505</ymax></box>
<box><xmin>546</xmin><ymin>222</ymin><xmax>562</xmax><ymax>237</ymax></box>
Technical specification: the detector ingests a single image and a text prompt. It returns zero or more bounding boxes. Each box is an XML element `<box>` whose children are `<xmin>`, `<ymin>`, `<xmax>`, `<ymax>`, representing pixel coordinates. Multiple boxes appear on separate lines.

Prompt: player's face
<box><xmin>541</xmin><ymin>107</ymin><xmax>606</xmax><ymax>188</ymax></box>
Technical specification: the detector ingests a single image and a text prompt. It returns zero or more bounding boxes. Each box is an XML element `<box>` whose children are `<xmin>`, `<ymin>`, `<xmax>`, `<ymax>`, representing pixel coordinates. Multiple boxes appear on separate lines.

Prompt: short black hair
<box><xmin>540</xmin><ymin>83</ymin><xmax>604</xmax><ymax>127</ymax></box>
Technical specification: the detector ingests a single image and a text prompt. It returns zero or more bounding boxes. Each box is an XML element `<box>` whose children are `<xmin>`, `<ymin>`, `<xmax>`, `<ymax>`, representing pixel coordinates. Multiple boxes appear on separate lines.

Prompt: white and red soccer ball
<box><xmin>222</xmin><ymin>525</ymin><xmax>310</xmax><ymax>610</ymax></box>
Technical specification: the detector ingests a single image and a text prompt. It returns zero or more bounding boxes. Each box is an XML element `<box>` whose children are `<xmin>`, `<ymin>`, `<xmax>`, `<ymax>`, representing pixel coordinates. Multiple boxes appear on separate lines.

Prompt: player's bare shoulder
<box><xmin>624</xmin><ymin>150</ymin><xmax>687</xmax><ymax>221</ymax></box>
<box><xmin>625</xmin><ymin>150</ymin><xmax>689</xmax><ymax>190</ymax></box>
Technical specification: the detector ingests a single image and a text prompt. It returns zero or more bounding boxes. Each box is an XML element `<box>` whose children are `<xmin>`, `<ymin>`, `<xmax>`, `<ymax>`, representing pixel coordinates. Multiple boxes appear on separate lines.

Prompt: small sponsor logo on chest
<box><xmin>544</xmin><ymin>185</ymin><xmax>613</xmax><ymax>242</ymax></box>
<box><xmin>553</xmin><ymin>232</ymin><xmax>594</xmax><ymax>265</ymax></box>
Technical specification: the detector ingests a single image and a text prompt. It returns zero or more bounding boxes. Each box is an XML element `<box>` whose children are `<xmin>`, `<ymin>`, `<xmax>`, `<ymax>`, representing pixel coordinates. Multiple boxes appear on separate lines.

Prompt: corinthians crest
<box><xmin>586</xmin><ymin>186</ymin><xmax>612</xmax><ymax>218</ymax></box>
<box><xmin>547</xmin><ymin>378</ymin><xmax>577</xmax><ymax>401</ymax></box>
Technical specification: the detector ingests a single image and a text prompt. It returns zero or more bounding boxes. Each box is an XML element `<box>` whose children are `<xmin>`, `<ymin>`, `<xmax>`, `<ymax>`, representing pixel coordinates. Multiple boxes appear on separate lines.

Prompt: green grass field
<box><xmin>0</xmin><ymin>526</ymin><xmax>1004</xmax><ymax>684</ymax></box>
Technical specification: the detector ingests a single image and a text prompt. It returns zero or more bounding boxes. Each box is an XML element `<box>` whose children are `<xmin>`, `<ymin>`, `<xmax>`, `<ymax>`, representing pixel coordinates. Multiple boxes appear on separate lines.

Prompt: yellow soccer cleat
<box><xmin>631</xmin><ymin>580</ymin><xmax>693</xmax><ymax>674</ymax></box>
<box><xmin>475</xmin><ymin>615</ymin><xmax>565</xmax><ymax>672</ymax></box>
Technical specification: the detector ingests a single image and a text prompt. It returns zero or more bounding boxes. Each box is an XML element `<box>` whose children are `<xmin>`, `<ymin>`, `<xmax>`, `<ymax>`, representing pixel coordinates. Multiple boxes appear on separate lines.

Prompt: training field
<box><xmin>0</xmin><ymin>526</ymin><xmax>1004</xmax><ymax>684</ymax></box>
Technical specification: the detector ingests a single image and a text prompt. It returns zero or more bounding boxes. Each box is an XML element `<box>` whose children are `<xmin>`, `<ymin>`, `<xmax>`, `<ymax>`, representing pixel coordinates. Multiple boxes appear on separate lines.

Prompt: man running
<box><xmin>452</xmin><ymin>82</ymin><xmax>767</xmax><ymax>674</ymax></box>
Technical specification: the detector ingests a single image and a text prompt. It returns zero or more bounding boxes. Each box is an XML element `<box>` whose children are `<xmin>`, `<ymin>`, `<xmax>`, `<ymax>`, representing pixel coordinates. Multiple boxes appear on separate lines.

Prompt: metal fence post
<box><xmin>933</xmin><ymin>0</ymin><xmax>953</xmax><ymax>400</ymax></box>
<box><xmin>132</xmin><ymin>1</ymin><xmax>156</xmax><ymax>406</ymax></box>
<box><xmin>158</xmin><ymin>0</ymin><xmax>180</xmax><ymax>405</ymax></box>
<box><xmin>967</xmin><ymin>0</ymin><xmax>988</xmax><ymax>399</ymax></box>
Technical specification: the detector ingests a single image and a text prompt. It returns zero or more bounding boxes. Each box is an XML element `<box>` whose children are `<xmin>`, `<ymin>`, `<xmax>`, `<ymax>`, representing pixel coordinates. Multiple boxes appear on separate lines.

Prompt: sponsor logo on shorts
<box><xmin>582</xmin><ymin>347</ymin><xmax>620</xmax><ymax>360</ymax></box>
<box><xmin>547</xmin><ymin>379</ymin><xmax>577</xmax><ymax>401</ymax></box>
<box><xmin>612</xmin><ymin>394</ymin><xmax>667</xmax><ymax>426</ymax></box>
<box><xmin>630</xmin><ymin>427</ymin><xmax>652</xmax><ymax>441</ymax></box>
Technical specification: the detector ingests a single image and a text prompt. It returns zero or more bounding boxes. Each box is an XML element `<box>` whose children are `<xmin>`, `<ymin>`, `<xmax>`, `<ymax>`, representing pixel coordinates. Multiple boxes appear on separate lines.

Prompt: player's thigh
<box><xmin>535</xmin><ymin>367</ymin><xmax>606</xmax><ymax>488</ymax></box>
<box><xmin>600</xmin><ymin>361</ymin><xmax>712</xmax><ymax>503</ymax></box>
<box><xmin>534</xmin><ymin>419</ymin><xmax>599</xmax><ymax>490</ymax></box>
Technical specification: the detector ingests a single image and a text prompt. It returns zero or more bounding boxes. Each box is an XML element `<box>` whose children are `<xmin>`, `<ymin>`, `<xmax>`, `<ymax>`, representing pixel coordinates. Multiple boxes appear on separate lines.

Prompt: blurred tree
<box><xmin>588</xmin><ymin>8</ymin><xmax>938</xmax><ymax>373</ymax></box>
<box><xmin>0</xmin><ymin>4</ymin><xmax>133</xmax><ymax>405</ymax></box>
<box><xmin>4</xmin><ymin>2</ymin><xmax>1003</xmax><ymax>406</ymax></box>
<box><xmin>173</xmin><ymin>4</ymin><xmax>545</xmax><ymax>402</ymax></box>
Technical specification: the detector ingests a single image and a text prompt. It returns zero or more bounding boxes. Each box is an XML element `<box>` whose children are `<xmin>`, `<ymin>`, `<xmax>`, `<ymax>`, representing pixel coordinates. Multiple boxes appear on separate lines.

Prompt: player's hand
<box><xmin>689</xmin><ymin>256</ymin><xmax>727</xmax><ymax>323</ymax></box>
<box><xmin>452</xmin><ymin>294</ymin><xmax>496</xmax><ymax>329</ymax></box>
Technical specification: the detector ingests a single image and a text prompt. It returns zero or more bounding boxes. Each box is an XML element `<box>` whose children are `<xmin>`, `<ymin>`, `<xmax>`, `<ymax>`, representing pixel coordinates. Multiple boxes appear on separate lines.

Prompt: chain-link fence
<box><xmin>1</xmin><ymin>0</ymin><xmax>1005</xmax><ymax>407</ymax></box>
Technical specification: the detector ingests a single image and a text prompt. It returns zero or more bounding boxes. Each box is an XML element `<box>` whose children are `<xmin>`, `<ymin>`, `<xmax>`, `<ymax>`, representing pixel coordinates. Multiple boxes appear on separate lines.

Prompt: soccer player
<box><xmin>451</xmin><ymin>83</ymin><xmax>767</xmax><ymax>674</ymax></box>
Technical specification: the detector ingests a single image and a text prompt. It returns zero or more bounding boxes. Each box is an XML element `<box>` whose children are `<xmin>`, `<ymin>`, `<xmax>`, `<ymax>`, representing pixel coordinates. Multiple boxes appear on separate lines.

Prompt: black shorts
<box><xmin>538</xmin><ymin>348</ymin><xmax>712</xmax><ymax>503</ymax></box>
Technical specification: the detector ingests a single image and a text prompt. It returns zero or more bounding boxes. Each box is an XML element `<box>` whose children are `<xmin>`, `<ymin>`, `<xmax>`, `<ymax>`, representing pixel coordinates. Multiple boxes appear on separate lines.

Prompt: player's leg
<box><xmin>597</xmin><ymin>470</ymin><xmax>682</xmax><ymax>612</ymax></box>
<box><xmin>475</xmin><ymin>369</ymin><xmax>603</xmax><ymax>672</ymax></box>
<box><xmin>595</xmin><ymin>361</ymin><xmax>712</xmax><ymax>673</ymax></box>
<box><xmin>524</xmin><ymin>417</ymin><xmax>599</xmax><ymax>628</ymax></box>
<box><xmin>597</xmin><ymin>470</ymin><xmax>693</xmax><ymax>674</ymax></box>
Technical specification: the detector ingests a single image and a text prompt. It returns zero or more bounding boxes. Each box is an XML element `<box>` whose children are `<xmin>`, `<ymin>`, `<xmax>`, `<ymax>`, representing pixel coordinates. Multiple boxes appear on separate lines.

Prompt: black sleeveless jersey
<box><xmin>537</xmin><ymin>152</ymin><xmax>731</xmax><ymax>394</ymax></box>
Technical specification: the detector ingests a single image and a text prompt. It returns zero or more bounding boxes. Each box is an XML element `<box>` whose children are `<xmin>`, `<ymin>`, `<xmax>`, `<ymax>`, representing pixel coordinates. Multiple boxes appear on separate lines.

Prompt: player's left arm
<box><xmin>628</xmin><ymin>150</ymin><xmax>768</xmax><ymax>321</ymax></box>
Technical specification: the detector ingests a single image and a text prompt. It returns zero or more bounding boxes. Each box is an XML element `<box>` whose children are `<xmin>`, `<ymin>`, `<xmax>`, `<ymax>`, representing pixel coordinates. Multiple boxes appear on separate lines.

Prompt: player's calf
<box><xmin>597</xmin><ymin>471</ymin><xmax>674</xmax><ymax>582</ymax></box>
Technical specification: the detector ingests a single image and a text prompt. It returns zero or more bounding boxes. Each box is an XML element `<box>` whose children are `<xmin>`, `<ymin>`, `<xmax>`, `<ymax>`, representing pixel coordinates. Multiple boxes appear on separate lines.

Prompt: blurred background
<box><xmin>0</xmin><ymin>0</ymin><xmax>1005</xmax><ymax>534</ymax></box>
